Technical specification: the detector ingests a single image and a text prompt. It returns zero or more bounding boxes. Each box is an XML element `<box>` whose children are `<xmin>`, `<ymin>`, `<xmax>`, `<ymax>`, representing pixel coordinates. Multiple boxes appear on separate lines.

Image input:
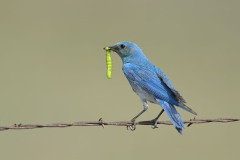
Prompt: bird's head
<box><xmin>104</xmin><ymin>41</ymin><xmax>148</xmax><ymax>64</ymax></box>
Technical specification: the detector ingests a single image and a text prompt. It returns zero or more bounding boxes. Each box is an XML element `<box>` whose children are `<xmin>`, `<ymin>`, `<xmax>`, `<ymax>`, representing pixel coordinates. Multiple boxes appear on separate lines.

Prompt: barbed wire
<box><xmin>0</xmin><ymin>118</ymin><xmax>239</xmax><ymax>132</ymax></box>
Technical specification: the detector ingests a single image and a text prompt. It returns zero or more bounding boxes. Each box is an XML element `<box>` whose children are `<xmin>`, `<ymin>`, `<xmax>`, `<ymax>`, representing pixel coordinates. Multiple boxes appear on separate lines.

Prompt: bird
<box><xmin>104</xmin><ymin>41</ymin><xmax>197</xmax><ymax>134</ymax></box>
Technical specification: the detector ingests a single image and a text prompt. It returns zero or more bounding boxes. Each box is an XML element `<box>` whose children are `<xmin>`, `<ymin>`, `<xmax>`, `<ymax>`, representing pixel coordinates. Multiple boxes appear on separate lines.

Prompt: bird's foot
<box><xmin>127</xmin><ymin>119</ymin><xmax>136</xmax><ymax>131</ymax></box>
<box><xmin>150</xmin><ymin>118</ymin><xmax>159</xmax><ymax>129</ymax></box>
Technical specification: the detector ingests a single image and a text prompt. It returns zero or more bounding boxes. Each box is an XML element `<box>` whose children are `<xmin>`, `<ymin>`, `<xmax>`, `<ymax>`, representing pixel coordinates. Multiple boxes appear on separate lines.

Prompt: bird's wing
<box><xmin>122</xmin><ymin>63</ymin><xmax>179</xmax><ymax>104</ymax></box>
<box><xmin>154</xmin><ymin>66</ymin><xmax>187</xmax><ymax>104</ymax></box>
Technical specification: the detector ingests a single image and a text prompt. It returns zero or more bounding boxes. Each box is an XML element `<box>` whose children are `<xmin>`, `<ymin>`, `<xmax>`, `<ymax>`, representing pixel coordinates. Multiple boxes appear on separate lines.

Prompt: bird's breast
<box><xmin>129</xmin><ymin>81</ymin><xmax>157</xmax><ymax>104</ymax></box>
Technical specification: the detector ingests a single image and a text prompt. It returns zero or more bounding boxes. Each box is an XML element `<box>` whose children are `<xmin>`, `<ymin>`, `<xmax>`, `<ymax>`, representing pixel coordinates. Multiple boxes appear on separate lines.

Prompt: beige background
<box><xmin>0</xmin><ymin>0</ymin><xmax>239</xmax><ymax>160</ymax></box>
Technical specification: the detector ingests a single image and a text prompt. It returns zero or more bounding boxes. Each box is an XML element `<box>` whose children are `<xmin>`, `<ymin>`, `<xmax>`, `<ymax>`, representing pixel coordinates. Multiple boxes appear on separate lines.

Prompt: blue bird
<box><xmin>104</xmin><ymin>41</ymin><xmax>197</xmax><ymax>134</ymax></box>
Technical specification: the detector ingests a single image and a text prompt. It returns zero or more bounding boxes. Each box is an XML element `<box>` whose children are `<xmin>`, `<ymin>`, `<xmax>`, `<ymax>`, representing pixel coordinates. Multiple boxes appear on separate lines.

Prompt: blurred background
<box><xmin>0</xmin><ymin>0</ymin><xmax>239</xmax><ymax>159</ymax></box>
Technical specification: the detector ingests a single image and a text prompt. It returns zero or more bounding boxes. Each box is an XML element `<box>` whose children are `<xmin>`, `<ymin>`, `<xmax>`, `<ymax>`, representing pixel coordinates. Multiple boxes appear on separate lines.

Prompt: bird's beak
<box><xmin>103</xmin><ymin>45</ymin><xmax>118</xmax><ymax>52</ymax></box>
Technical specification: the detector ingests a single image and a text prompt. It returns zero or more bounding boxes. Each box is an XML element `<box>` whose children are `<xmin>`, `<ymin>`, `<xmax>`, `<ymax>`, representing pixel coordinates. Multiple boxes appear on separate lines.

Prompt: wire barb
<box><xmin>0</xmin><ymin>118</ymin><xmax>239</xmax><ymax>132</ymax></box>
<box><xmin>98</xmin><ymin>118</ymin><xmax>105</xmax><ymax>128</ymax></box>
<box><xmin>187</xmin><ymin>116</ymin><xmax>196</xmax><ymax>127</ymax></box>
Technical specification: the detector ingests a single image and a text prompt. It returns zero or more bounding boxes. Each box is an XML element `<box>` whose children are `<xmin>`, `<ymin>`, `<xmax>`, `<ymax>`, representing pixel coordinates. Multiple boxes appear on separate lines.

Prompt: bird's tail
<box><xmin>157</xmin><ymin>99</ymin><xmax>184</xmax><ymax>134</ymax></box>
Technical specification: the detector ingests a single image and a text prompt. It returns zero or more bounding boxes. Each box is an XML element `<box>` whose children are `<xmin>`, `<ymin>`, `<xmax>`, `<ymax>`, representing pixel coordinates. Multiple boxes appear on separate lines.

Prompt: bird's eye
<box><xmin>120</xmin><ymin>44</ymin><xmax>125</xmax><ymax>49</ymax></box>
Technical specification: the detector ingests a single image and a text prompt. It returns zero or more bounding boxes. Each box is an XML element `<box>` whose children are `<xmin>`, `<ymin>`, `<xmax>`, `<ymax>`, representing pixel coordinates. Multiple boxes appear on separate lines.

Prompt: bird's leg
<box><xmin>131</xmin><ymin>108</ymin><xmax>147</xmax><ymax>122</ymax></box>
<box><xmin>151</xmin><ymin>109</ymin><xmax>164</xmax><ymax>129</ymax></box>
<box><xmin>129</xmin><ymin>100</ymin><xmax>148</xmax><ymax>131</ymax></box>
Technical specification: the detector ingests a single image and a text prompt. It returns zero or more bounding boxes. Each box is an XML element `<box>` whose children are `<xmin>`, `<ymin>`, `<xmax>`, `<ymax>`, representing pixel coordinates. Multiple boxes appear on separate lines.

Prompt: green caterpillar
<box><xmin>105</xmin><ymin>47</ymin><xmax>112</xmax><ymax>79</ymax></box>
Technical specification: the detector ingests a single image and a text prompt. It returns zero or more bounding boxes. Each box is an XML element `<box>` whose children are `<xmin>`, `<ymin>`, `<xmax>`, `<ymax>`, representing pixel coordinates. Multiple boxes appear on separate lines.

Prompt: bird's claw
<box><xmin>129</xmin><ymin>124</ymin><xmax>136</xmax><ymax>131</ymax></box>
<box><xmin>150</xmin><ymin>119</ymin><xmax>159</xmax><ymax>129</ymax></box>
<box><xmin>127</xmin><ymin>120</ymin><xmax>136</xmax><ymax>131</ymax></box>
<box><xmin>151</xmin><ymin>124</ymin><xmax>158</xmax><ymax>129</ymax></box>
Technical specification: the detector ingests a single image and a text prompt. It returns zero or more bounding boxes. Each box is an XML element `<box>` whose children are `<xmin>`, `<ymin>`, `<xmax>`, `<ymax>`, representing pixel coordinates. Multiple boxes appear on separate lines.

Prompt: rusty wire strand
<box><xmin>0</xmin><ymin>118</ymin><xmax>239</xmax><ymax>132</ymax></box>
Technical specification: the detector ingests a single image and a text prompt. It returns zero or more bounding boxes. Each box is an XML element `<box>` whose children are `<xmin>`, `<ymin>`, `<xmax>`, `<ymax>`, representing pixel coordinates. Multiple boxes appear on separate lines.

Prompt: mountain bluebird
<box><xmin>104</xmin><ymin>41</ymin><xmax>197</xmax><ymax>134</ymax></box>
